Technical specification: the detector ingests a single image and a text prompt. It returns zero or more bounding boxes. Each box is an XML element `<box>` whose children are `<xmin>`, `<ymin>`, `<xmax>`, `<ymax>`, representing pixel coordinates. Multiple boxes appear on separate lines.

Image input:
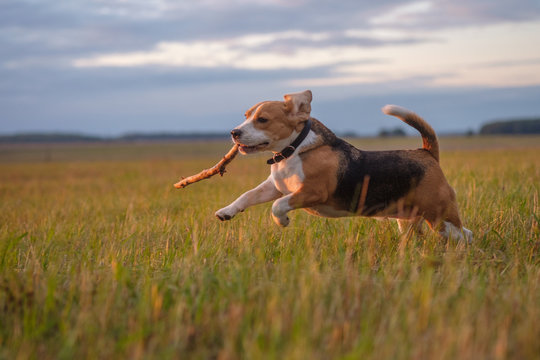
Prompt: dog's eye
<box><xmin>257</xmin><ymin>117</ymin><xmax>268</xmax><ymax>124</ymax></box>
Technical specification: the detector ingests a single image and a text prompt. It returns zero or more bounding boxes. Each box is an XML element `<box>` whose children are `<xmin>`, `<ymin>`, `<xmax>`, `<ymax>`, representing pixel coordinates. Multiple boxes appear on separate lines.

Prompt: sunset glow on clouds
<box><xmin>73</xmin><ymin>21</ymin><xmax>540</xmax><ymax>88</ymax></box>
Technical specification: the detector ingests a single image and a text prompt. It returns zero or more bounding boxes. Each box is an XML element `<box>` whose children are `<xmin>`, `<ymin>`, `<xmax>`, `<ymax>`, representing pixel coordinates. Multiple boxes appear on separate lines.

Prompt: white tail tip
<box><xmin>382</xmin><ymin>104</ymin><xmax>412</xmax><ymax>117</ymax></box>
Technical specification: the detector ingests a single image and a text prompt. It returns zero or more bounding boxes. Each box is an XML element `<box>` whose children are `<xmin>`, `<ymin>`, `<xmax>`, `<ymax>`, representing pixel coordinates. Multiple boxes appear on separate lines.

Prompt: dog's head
<box><xmin>231</xmin><ymin>90</ymin><xmax>312</xmax><ymax>154</ymax></box>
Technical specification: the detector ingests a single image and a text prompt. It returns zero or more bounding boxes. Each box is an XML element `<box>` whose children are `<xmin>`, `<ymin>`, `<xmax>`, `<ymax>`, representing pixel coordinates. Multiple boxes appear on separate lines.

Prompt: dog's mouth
<box><xmin>236</xmin><ymin>141</ymin><xmax>269</xmax><ymax>154</ymax></box>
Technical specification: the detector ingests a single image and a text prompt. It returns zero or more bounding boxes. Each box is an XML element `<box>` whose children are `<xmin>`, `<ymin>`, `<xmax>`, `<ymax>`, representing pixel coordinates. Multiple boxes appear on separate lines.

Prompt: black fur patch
<box><xmin>308</xmin><ymin>118</ymin><xmax>427</xmax><ymax>216</ymax></box>
<box><xmin>332</xmin><ymin>140</ymin><xmax>427</xmax><ymax>216</ymax></box>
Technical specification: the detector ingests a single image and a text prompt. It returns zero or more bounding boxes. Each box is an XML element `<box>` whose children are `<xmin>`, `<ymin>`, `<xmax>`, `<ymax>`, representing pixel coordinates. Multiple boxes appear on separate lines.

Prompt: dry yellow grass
<box><xmin>1</xmin><ymin>136</ymin><xmax>539</xmax><ymax>359</ymax></box>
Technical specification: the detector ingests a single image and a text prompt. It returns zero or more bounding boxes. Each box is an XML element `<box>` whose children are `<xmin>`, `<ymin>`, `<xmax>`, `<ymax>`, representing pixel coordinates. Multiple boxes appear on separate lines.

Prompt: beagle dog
<box><xmin>215</xmin><ymin>90</ymin><xmax>472</xmax><ymax>241</ymax></box>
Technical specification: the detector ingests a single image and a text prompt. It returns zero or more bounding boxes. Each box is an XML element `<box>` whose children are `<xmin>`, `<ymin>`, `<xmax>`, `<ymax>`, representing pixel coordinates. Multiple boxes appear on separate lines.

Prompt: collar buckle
<box><xmin>270</xmin><ymin>153</ymin><xmax>286</xmax><ymax>164</ymax></box>
<box><xmin>269</xmin><ymin>145</ymin><xmax>295</xmax><ymax>164</ymax></box>
<box><xmin>266</xmin><ymin>119</ymin><xmax>311</xmax><ymax>165</ymax></box>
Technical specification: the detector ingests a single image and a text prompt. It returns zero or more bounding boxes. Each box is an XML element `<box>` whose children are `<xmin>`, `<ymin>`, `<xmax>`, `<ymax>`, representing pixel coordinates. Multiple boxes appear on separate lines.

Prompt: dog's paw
<box><xmin>215</xmin><ymin>207</ymin><xmax>237</xmax><ymax>221</ymax></box>
<box><xmin>272</xmin><ymin>213</ymin><xmax>290</xmax><ymax>227</ymax></box>
<box><xmin>463</xmin><ymin>227</ymin><xmax>473</xmax><ymax>244</ymax></box>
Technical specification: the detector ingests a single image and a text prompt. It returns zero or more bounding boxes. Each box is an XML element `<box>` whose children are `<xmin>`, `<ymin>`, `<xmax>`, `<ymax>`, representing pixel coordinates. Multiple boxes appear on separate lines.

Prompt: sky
<box><xmin>1</xmin><ymin>0</ymin><xmax>540</xmax><ymax>136</ymax></box>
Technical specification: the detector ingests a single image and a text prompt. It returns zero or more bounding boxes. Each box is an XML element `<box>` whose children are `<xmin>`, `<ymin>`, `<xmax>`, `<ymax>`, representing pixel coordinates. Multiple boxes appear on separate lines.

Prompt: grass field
<box><xmin>1</xmin><ymin>136</ymin><xmax>539</xmax><ymax>359</ymax></box>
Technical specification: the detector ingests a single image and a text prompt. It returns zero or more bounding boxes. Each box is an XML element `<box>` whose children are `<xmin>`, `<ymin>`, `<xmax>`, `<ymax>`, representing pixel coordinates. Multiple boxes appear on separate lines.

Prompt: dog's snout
<box><xmin>231</xmin><ymin>129</ymin><xmax>242</xmax><ymax>139</ymax></box>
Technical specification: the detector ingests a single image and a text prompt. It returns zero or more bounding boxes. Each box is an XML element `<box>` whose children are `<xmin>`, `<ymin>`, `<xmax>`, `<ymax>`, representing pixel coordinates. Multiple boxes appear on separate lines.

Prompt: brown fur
<box><xmin>248</xmin><ymin>101</ymin><xmax>310</xmax><ymax>143</ymax></box>
<box><xmin>383</xmin><ymin>105</ymin><xmax>440</xmax><ymax>162</ymax></box>
<box><xmin>291</xmin><ymin>145</ymin><xmax>339</xmax><ymax>209</ymax></box>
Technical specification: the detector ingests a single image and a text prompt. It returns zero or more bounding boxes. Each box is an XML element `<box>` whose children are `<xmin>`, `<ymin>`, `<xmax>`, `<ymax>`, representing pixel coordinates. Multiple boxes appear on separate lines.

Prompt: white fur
<box><xmin>382</xmin><ymin>104</ymin><xmax>412</xmax><ymax>118</ymax></box>
<box><xmin>440</xmin><ymin>221</ymin><xmax>473</xmax><ymax>243</ymax></box>
<box><xmin>269</xmin><ymin>129</ymin><xmax>318</xmax><ymax>194</ymax></box>
<box><xmin>215</xmin><ymin>176</ymin><xmax>281</xmax><ymax>220</ymax></box>
<box><xmin>235</xmin><ymin>118</ymin><xmax>270</xmax><ymax>147</ymax></box>
<box><xmin>217</xmin><ymin>129</ymin><xmax>318</xmax><ymax>226</ymax></box>
<box><xmin>270</xmin><ymin>148</ymin><xmax>305</xmax><ymax>194</ymax></box>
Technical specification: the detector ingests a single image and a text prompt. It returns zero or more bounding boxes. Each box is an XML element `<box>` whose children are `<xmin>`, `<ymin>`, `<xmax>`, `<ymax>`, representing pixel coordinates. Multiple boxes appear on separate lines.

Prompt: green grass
<box><xmin>1</xmin><ymin>137</ymin><xmax>539</xmax><ymax>359</ymax></box>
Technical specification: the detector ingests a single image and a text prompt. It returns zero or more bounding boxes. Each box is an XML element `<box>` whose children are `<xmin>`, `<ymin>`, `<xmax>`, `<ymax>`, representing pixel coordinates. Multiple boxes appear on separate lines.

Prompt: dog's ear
<box><xmin>284</xmin><ymin>90</ymin><xmax>312</xmax><ymax>121</ymax></box>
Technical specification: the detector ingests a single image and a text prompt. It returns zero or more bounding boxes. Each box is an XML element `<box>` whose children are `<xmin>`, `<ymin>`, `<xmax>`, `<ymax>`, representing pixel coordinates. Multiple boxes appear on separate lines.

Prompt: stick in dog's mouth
<box><xmin>173</xmin><ymin>144</ymin><xmax>240</xmax><ymax>189</ymax></box>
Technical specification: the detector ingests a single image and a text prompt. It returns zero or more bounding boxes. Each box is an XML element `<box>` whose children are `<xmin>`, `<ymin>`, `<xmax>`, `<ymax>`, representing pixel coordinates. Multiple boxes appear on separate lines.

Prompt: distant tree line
<box><xmin>2</xmin><ymin>118</ymin><xmax>540</xmax><ymax>144</ymax></box>
<box><xmin>479</xmin><ymin>118</ymin><xmax>540</xmax><ymax>135</ymax></box>
<box><xmin>0</xmin><ymin>132</ymin><xmax>229</xmax><ymax>144</ymax></box>
<box><xmin>0</xmin><ymin>133</ymin><xmax>102</xmax><ymax>143</ymax></box>
<box><xmin>378</xmin><ymin>127</ymin><xmax>407</xmax><ymax>137</ymax></box>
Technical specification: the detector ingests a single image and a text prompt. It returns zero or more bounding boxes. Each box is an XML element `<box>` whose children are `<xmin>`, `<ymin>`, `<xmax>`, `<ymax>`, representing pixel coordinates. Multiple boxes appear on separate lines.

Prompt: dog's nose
<box><xmin>231</xmin><ymin>129</ymin><xmax>242</xmax><ymax>139</ymax></box>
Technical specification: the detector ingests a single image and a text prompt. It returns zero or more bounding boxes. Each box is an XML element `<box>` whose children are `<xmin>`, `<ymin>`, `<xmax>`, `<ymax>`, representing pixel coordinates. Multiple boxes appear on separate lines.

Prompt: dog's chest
<box><xmin>270</xmin><ymin>157</ymin><xmax>305</xmax><ymax>194</ymax></box>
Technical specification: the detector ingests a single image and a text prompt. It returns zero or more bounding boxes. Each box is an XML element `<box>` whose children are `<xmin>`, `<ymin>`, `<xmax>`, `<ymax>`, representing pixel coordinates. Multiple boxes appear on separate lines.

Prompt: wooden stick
<box><xmin>173</xmin><ymin>144</ymin><xmax>240</xmax><ymax>189</ymax></box>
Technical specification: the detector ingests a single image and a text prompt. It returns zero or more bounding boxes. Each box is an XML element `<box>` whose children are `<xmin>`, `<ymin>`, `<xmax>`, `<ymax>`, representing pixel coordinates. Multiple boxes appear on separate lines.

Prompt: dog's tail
<box><xmin>382</xmin><ymin>105</ymin><xmax>439</xmax><ymax>162</ymax></box>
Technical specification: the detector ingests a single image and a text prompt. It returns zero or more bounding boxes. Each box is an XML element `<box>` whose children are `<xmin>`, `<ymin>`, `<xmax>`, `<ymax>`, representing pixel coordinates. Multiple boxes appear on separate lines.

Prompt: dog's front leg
<box><xmin>215</xmin><ymin>177</ymin><xmax>282</xmax><ymax>221</ymax></box>
<box><xmin>271</xmin><ymin>189</ymin><xmax>325</xmax><ymax>227</ymax></box>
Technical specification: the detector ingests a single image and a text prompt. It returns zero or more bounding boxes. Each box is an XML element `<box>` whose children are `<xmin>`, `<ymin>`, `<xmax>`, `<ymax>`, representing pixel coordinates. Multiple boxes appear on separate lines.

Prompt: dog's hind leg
<box><xmin>425</xmin><ymin>206</ymin><xmax>473</xmax><ymax>243</ymax></box>
<box><xmin>439</xmin><ymin>221</ymin><xmax>473</xmax><ymax>243</ymax></box>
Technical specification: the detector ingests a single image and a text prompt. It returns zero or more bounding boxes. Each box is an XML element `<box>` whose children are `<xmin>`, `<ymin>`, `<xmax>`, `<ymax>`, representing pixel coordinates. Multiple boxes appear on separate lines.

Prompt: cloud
<box><xmin>70</xmin><ymin>19</ymin><xmax>540</xmax><ymax>89</ymax></box>
<box><xmin>371</xmin><ymin>0</ymin><xmax>540</xmax><ymax>29</ymax></box>
<box><xmin>370</xmin><ymin>1</ymin><xmax>434</xmax><ymax>25</ymax></box>
<box><xmin>293</xmin><ymin>21</ymin><xmax>540</xmax><ymax>88</ymax></box>
<box><xmin>72</xmin><ymin>30</ymin><xmax>379</xmax><ymax>69</ymax></box>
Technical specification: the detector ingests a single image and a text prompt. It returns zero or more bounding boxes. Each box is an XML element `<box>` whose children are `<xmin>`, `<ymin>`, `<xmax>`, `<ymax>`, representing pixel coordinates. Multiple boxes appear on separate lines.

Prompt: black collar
<box><xmin>267</xmin><ymin>119</ymin><xmax>312</xmax><ymax>165</ymax></box>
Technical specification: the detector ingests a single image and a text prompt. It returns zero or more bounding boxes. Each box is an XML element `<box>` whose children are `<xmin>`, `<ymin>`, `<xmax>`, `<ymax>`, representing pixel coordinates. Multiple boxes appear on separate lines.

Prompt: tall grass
<box><xmin>0</xmin><ymin>137</ymin><xmax>539</xmax><ymax>359</ymax></box>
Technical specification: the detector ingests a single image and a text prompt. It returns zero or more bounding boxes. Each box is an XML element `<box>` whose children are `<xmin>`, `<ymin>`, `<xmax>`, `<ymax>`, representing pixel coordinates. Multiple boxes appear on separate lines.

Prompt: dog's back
<box><xmin>305</xmin><ymin>118</ymin><xmax>438</xmax><ymax>217</ymax></box>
